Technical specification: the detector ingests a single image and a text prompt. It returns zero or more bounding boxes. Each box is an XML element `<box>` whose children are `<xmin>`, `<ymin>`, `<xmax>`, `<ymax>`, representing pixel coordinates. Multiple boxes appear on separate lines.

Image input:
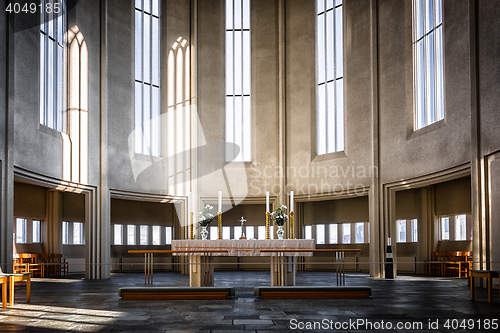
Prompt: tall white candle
<box><xmin>218</xmin><ymin>191</ymin><xmax>222</xmax><ymax>212</ymax></box>
<box><xmin>266</xmin><ymin>191</ymin><xmax>270</xmax><ymax>212</ymax></box>
<box><xmin>290</xmin><ymin>191</ymin><xmax>294</xmax><ymax>212</ymax></box>
<box><xmin>189</xmin><ymin>192</ymin><xmax>193</xmax><ymax>212</ymax></box>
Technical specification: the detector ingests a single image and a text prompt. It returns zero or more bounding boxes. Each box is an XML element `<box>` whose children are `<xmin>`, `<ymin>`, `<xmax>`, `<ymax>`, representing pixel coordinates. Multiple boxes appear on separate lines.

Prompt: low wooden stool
<box><xmin>0</xmin><ymin>275</ymin><xmax>8</xmax><ymax>308</ymax></box>
<box><xmin>470</xmin><ymin>270</ymin><xmax>500</xmax><ymax>303</ymax></box>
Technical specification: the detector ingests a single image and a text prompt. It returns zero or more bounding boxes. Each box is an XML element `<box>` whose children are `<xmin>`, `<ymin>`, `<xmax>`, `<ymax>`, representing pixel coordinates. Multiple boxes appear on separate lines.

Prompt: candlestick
<box><xmin>266</xmin><ymin>191</ymin><xmax>269</xmax><ymax>212</ymax></box>
<box><xmin>218</xmin><ymin>212</ymin><xmax>222</xmax><ymax>240</ymax></box>
<box><xmin>290</xmin><ymin>190</ymin><xmax>294</xmax><ymax>212</ymax></box>
<box><xmin>265</xmin><ymin>212</ymin><xmax>270</xmax><ymax>239</ymax></box>
<box><xmin>290</xmin><ymin>211</ymin><xmax>295</xmax><ymax>239</ymax></box>
<box><xmin>218</xmin><ymin>191</ymin><xmax>222</xmax><ymax>213</ymax></box>
<box><xmin>189</xmin><ymin>212</ymin><xmax>194</xmax><ymax>240</ymax></box>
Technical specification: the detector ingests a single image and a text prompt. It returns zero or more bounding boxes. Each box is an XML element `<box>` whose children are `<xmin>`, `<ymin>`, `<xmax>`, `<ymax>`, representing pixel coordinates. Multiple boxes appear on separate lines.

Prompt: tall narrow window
<box><xmin>62</xmin><ymin>221</ymin><xmax>69</xmax><ymax>245</ymax></box>
<box><xmin>342</xmin><ymin>223</ymin><xmax>350</xmax><ymax>244</ymax></box>
<box><xmin>258</xmin><ymin>226</ymin><xmax>266</xmax><ymax>240</ymax></box>
<box><xmin>165</xmin><ymin>226</ymin><xmax>173</xmax><ymax>244</ymax></box>
<box><xmin>355</xmin><ymin>222</ymin><xmax>364</xmax><ymax>244</ymax></box>
<box><xmin>33</xmin><ymin>220</ymin><xmax>41</xmax><ymax>243</ymax></box>
<box><xmin>413</xmin><ymin>0</ymin><xmax>444</xmax><ymax>129</ymax></box>
<box><xmin>411</xmin><ymin>219</ymin><xmax>418</xmax><ymax>242</ymax></box>
<box><xmin>73</xmin><ymin>222</ymin><xmax>84</xmax><ymax>245</ymax></box>
<box><xmin>234</xmin><ymin>226</ymin><xmax>242</xmax><ymax>240</ymax></box>
<box><xmin>225</xmin><ymin>0</ymin><xmax>251</xmax><ymax>162</ymax></box>
<box><xmin>127</xmin><ymin>225</ymin><xmax>136</xmax><ymax>245</ymax></box>
<box><xmin>210</xmin><ymin>226</ymin><xmax>218</xmax><ymax>240</ymax></box>
<box><xmin>152</xmin><ymin>225</ymin><xmax>161</xmax><ymax>245</ymax></box>
<box><xmin>140</xmin><ymin>225</ymin><xmax>149</xmax><ymax>245</ymax></box>
<box><xmin>304</xmin><ymin>225</ymin><xmax>313</xmax><ymax>240</ymax></box>
<box><xmin>329</xmin><ymin>224</ymin><xmax>338</xmax><ymax>244</ymax></box>
<box><xmin>455</xmin><ymin>215</ymin><xmax>466</xmax><ymax>241</ymax></box>
<box><xmin>440</xmin><ymin>217</ymin><xmax>449</xmax><ymax>240</ymax></box>
<box><xmin>135</xmin><ymin>0</ymin><xmax>161</xmax><ymax>156</ymax></box>
<box><xmin>396</xmin><ymin>220</ymin><xmax>407</xmax><ymax>243</ymax></box>
<box><xmin>317</xmin><ymin>0</ymin><xmax>344</xmax><ymax>155</ymax></box>
<box><xmin>114</xmin><ymin>224</ymin><xmax>123</xmax><ymax>245</ymax></box>
<box><xmin>222</xmin><ymin>226</ymin><xmax>231</xmax><ymax>240</ymax></box>
<box><xmin>16</xmin><ymin>218</ymin><xmax>27</xmax><ymax>244</ymax></box>
<box><xmin>246</xmin><ymin>226</ymin><xmax>254</xmax><ymax>240</ymax></box>
<box><xmin>40</xmin><ymin>0</ymin><xmax>66</xmax><ymax>131</ymax></box>
<box><xmin>316</xmin><ymin>224</ymin><xmax>325</xmax><ymax>244</ymax></box>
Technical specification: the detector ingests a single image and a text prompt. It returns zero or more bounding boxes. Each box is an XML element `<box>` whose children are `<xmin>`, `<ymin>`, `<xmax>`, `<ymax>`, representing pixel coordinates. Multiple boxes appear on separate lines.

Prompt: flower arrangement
<box><xmin>270</xmin><ymin>204</ymin><xmax>288</xmax><ymax>226</ymax></box>
<box><xmin>197</xmin><ymin>204</ymin><xmax>215</xmax><ymax>228</ymax></box>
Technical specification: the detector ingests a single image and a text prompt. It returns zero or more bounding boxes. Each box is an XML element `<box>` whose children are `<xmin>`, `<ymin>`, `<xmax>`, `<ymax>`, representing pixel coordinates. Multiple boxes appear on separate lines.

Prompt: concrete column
<box><xmin>0</xmin><ymin>1</ymin><xmax>14</xmax><ymax>273</ymax></box>
<box><xmin>368</xmin><ymin>0</ymin><xmax>382</xmax><ymax>278</ymax></box>
<box><xmin>45</xmin><ymin>191</ymin><xmax>63</xmax><ymax>255</ymax></box>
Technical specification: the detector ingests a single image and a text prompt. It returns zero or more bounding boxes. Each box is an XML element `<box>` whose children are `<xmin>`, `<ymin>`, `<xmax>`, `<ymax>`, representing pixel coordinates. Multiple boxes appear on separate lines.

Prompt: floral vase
<box><xmin>200</xmin><ymin>226</ymin><xmax>209</xmax><ymax>240</ymax></box>
<box><xmin>277</xmin><ymin>225</ymin><xmax>285</xmax><ymax>240</ymax></box>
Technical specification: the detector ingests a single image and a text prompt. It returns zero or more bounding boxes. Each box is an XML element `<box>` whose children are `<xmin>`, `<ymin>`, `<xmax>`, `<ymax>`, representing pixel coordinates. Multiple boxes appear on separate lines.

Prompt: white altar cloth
<box><xmin>171</xmin><ymin>239</ymin><xmax>315</xmax><ymax>256</ymax></box>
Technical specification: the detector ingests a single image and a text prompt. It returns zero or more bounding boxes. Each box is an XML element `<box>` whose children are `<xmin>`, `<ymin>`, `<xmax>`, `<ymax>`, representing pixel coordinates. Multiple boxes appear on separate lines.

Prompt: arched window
<box><xmin>64</xmin><ymin>25</ymin><xmax>88</xmax><ymax>184</ymax></box>
<box><xmin>413</xmin><ymin>0</ymin><xmax>444</xmax><ymax>130</ymax></box>
<box><xmin>316</xmin><ymin>0</ymin><xmax>344</xmax><ymax>155</ymax></box>
<box><xmin>40</xmin><ymin>0</ymin><xmax>66</xmax><ymax>132</ymax></box>
<box><xmin>135</xmin><ymin>0</ymin><xmax>161</xmax><ymax>156</ymax></box>
<box><xmin>226</xmin><ymin>0</ymin><xmax>251</xmax><ymax>162</ymax></box>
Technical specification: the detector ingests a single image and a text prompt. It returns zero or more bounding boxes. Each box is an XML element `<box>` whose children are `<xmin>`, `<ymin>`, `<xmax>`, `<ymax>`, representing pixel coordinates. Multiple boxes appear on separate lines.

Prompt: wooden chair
<box><xmin>444</xmin><ymin>251</ymin><xmax>473</xmax><ymax>278</ymax></box>
<box><xmin>0</xmin><ymin>266</ymin><xmax>31</xmax><ymax>306</ymax></box>
<box><xmin>43</xmin><ymin>254</ymin><xmax>67</xmax><ymax>277</ymax></box>
<box><xmin>0</xmin><ymin>275</ymin><xmax>8</xmax><ymax>308</ymax></box>
<box><xmin>51</xmin><ymin>254</ymin><xmax>69</xmax><ymax>277</ymax></box>
<box><xmin>425</xmin><ymin>252</ymin><xmax>445</xmax><ymax>276</ymax></box>
<box><xmin>470</xmin><ymin>270</ymin><xmax>500</xmax><ymax>303</ymax></box>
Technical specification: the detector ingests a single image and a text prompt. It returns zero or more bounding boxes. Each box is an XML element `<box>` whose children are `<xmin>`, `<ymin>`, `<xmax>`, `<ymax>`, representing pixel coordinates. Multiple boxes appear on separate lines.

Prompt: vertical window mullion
<box><xmin>232</xmin><ymin>0</ymin><xmax>237</xmax><ymax>161</ymax></box>
<box><xmin>240</xmin><ymin>3</ymin><xmax>244</xmax><ymax>158</ymax></box>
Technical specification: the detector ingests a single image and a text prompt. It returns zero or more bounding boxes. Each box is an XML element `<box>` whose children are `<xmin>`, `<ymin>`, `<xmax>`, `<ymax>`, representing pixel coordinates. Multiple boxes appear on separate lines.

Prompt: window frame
<box><xmin>62</xmin><ymin>221</ymin><xmax>85</xmax><ymax>245</ymax></box>
<box><xmin>39</xmin><ymin>0</ymin><xmax>66</xmax><ymax>132</ymax></box>
<box><xmin>134</xmin><ymin>0</ymin><xmax>161</xmax><ymax>156</ymax></box>
<box><xmin>225</xmin><ymin>0</ymin><xmax>252</xmax><ymax>162</ymax></box>
<box><xmin>412</xmin><ymin>0</ymin><xmax>445</xmax><ymax>130</ymax></box>
<box><xmin>113</xmin><ymin>224</ymin><xmax>123</xmax><ymax>245</ymax></box>
<box><xmin>316</xmin><ymin>0</ymin><xmax>345</xmax><ymax>155</ymax></box>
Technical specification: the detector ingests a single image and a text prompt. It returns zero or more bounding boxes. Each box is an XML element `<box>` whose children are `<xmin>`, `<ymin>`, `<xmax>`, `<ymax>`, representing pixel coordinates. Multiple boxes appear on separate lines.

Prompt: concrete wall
<box><xmin>3</xmin><ymin>0</ymin><xmax>500</xmax><ymax>277</ymax></box>
<box><xmin>378</xmin><ymin>0</ymin><xmax>471</xmax><ymax>183</ymax></box>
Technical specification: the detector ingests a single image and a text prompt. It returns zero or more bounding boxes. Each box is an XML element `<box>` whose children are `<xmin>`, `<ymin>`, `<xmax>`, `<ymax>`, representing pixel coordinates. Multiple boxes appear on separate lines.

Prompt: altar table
<box><xmin>171</xmin><ymin>240</ymin><xmax>316</xmax><ymax>287</ymax></box>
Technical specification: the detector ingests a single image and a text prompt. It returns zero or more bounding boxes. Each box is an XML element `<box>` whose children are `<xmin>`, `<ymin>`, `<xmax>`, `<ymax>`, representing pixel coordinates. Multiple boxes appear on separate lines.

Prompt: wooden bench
<box><xmin>254</xmin><ymin>286</ymin><xmax>372</xmax><ymax>299</ymax></box>
<box><xmin>470</xmin><ymin>270</ymin><xmax>500</xmax><ymax>303</ymax></box>
<box><xmin>118</xmin><ymin>287</ymin><xmax>235</xmax><ymax>300</ymax></box>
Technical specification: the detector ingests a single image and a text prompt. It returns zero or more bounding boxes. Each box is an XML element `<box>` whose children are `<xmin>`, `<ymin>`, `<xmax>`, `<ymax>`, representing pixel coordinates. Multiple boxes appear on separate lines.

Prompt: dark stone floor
<box><xmin>0</xmin><ymin>271</ymin><xmax>499</xmax><ymax>332</ymax></box>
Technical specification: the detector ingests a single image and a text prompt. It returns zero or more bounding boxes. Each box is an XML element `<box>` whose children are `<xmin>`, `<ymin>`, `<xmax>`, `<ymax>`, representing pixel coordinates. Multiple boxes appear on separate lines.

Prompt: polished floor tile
<box><xmin>0</xmin><ymin>271</ymin><xmax>498</xmax><ymax>332</ymax></box>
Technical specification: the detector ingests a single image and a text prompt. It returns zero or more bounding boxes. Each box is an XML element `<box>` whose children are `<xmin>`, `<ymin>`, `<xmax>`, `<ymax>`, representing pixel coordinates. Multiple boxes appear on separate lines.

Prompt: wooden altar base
<box><xmin>254</xmin><ymin>286</ymin><xmax>372</xmax><ymax>299</ymax></box>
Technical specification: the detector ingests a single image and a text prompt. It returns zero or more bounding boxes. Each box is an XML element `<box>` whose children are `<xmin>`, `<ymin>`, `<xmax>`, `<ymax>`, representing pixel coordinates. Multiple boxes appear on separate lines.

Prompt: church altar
<box><xmin>171</xmin><ymin>239</ymin><xmax>315</xmax><ymax>287</ymax></box>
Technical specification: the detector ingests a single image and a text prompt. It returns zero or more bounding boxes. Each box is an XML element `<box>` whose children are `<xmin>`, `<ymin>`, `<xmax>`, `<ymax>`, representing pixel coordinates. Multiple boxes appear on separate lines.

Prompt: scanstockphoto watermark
<box><xmin>289</xmin><ymin>318</ymin><xmax>499</xmax><ymax>331</ymax></box>
<box><xmin>249</xmin><ymin>162</ymin><xmax>378</xmax><ymax>197</ymax></box>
